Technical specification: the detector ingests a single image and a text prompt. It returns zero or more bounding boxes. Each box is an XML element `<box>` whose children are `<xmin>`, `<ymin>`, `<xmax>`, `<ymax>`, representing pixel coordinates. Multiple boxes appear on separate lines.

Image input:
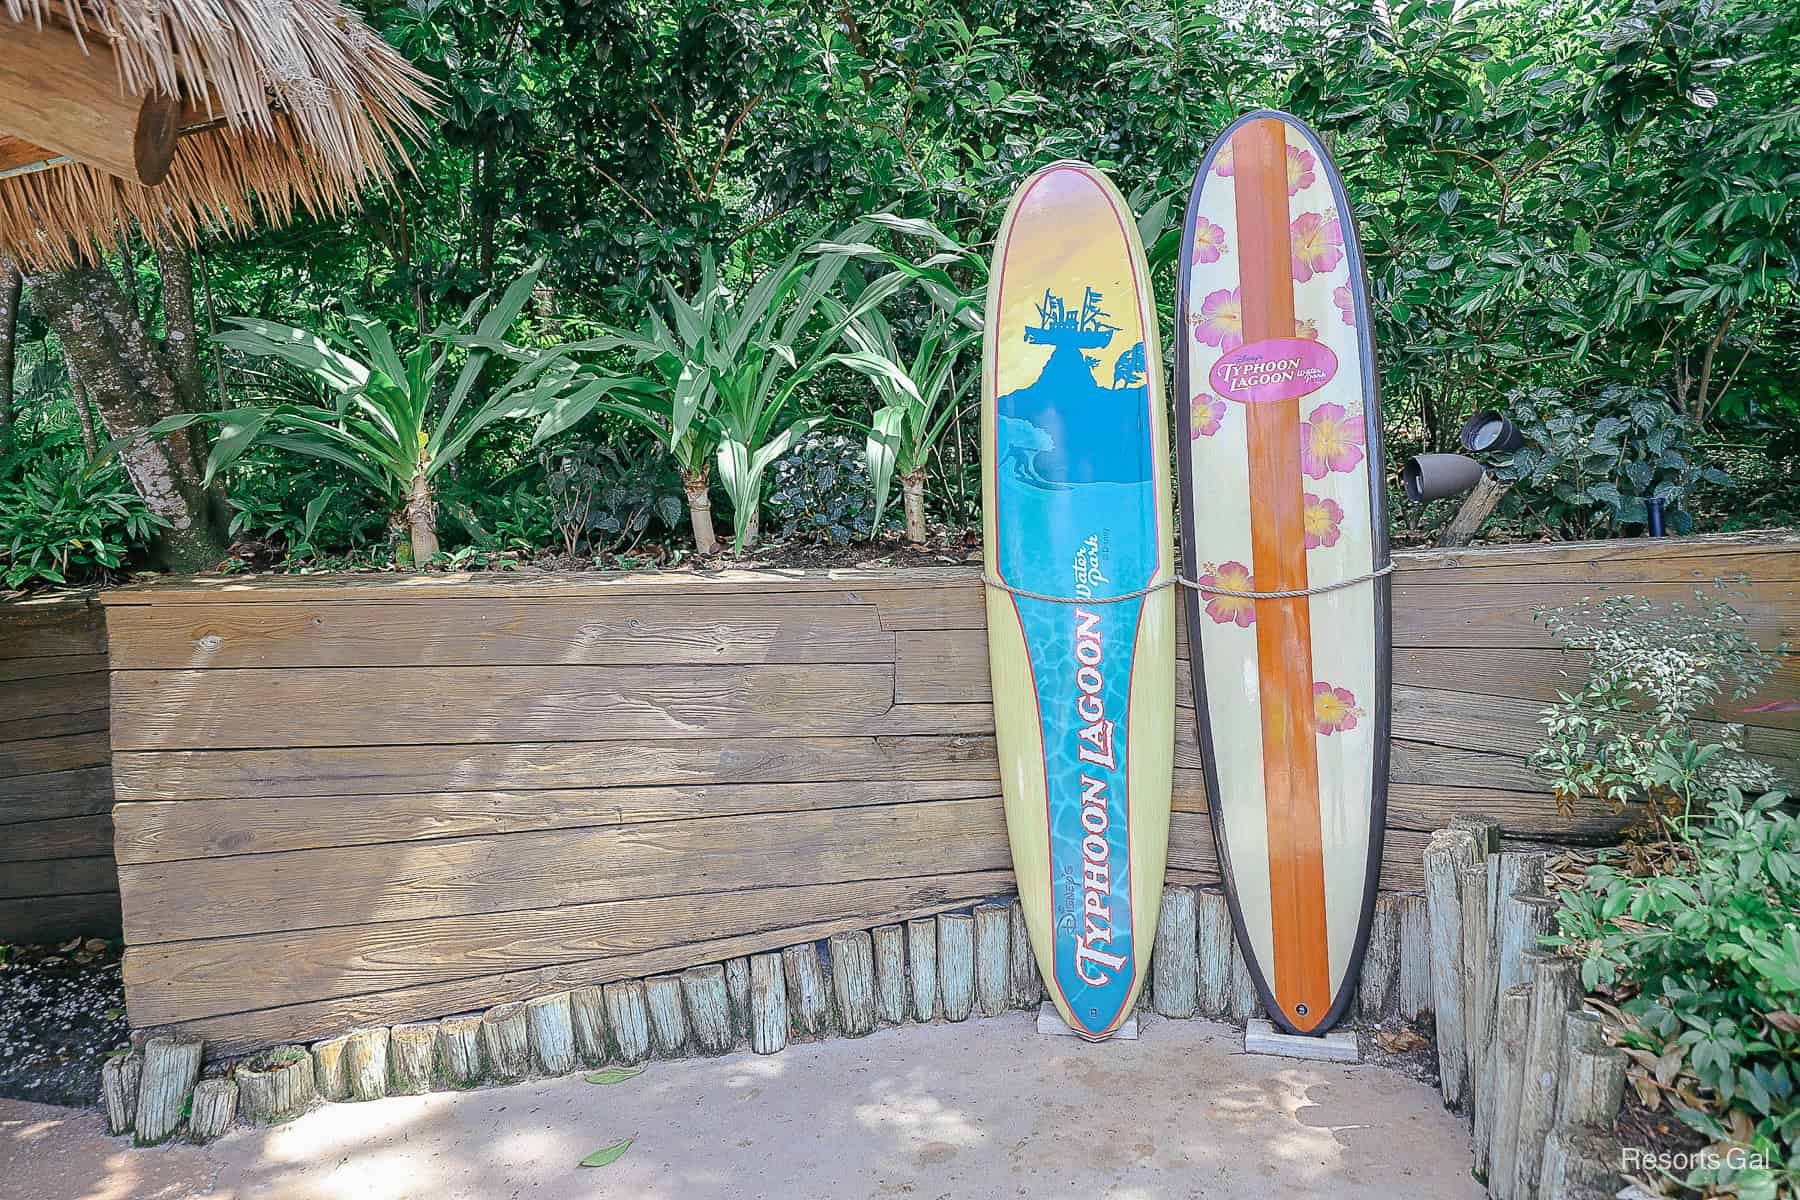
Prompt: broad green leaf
<box><xmin>577</xmin><ymin>1139</ymin><xmax>633</xmax><ymax>1169</ymax></box>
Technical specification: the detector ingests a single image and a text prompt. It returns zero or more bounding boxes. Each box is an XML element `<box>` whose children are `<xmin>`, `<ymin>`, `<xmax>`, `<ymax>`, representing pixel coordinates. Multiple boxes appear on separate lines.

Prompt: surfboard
<box><xmin>1175</xmin><ymin>111</ymin><xmax>1391</xmax><ymax>1036</ymax></box>
<box><xmin>983</xmin><ymin>161</ymin><xmax>1175</xmax><ymax>1041</ymax></box>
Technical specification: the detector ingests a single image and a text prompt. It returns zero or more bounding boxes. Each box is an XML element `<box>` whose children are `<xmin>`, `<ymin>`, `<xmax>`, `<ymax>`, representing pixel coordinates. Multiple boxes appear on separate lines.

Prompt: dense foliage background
<box><xmin>2</xmin><ymin>0</ymin><xmax>1797</xmax><ymax>581</ymax></box>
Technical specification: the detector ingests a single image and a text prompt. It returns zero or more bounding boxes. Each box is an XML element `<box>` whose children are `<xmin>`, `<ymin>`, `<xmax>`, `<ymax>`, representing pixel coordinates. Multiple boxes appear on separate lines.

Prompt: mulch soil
<box><xmin>0</xmin><ymin>937</ymin><xmax>129</xmax><ymax>1108</ymax></box>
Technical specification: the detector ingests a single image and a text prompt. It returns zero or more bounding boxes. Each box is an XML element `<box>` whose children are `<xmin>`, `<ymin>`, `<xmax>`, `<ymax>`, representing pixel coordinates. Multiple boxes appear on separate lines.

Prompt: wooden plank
<box><xmin>1384</xmin><ymin>784</ymin><xmax>1629</xmax><ymax>843</ymax></box>
<box><xmin>0</xmin><ymin>707</ymin><xmax>109</xmax><ymax>744</ymax></box>
<box><xmin>0</xmin><ymin>598</ymin><xmax>104</xmax><ymax>658</ymax></box>
<box><xmin>111</xmin><ymin>735</ymin><xmax>1002</xmax><ymax>803</ymax></box>
<box><xmin>0</xmin><ymin>732</ymin><xmax>110</xmax><ymax>778</ymax></box>
<box><xmin>1388</xmin><ymin>743</ymin><xmax>1548</xmax><ymax>794</ymax></box>
<box><xmin>0</xmin><ymin>890</ymin><xmax>121</xmax><ymax>942</ymax></box>
<box><xmin>1389</xmin><ymin>580</ymin><xmax>1793</xmax><ymax>650</ymax></box>
<box><xmin>0</xmin><ymin>653</ymin><xmax>108</xmax><ymax>684</ymax></box>
<box><xmin>112</xmin><ymin>780</ymin><xmax>999</xmax><ymax>865</ymax></box>
<box><xmin>1392</xmin><ymin>532</ymin><xmax>1800</xmax><ymax>581</ymax></box>
<box><xmin>144</xmin><ymin>883</ymin><xmax>996</xmax><ymax>1060</ymax></box>
<box><xmin>0</xmin><ymin>813</ymin><xmax>113</xmax><ymax>862</ymax></box>
<box><xmin>104</xmin><ymin>600</ymin><xmax>897</xmax><ymax>670</ymax></box>
<box><xmin>0</xmin><ymin>767</ymin><xmax>114</xmax><ymax>825</ymax></box>
<box><xmin>110</xmin><ymin>664</ymin><xmax>906</xmax><ymax>751</ymax></box>
<box><xmin>0</xmin><ymin>671</ymin><xmax>108</xmax><ymax>721</ymax></box>
<box><xmin>119</xmin><ymin>797</ymin><xmax>1013</xmax><ymax>944</ymax></box>
<box><xmin>0</xmin><ymin>855</ymin><xmax>116</xmax><ymax>899</ymax></box>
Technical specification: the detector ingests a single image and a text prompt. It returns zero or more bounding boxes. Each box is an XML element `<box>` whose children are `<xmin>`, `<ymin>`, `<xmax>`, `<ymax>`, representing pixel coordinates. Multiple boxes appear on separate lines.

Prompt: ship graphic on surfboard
<box><xmin>984</xmin><ymin>161</ymin><xmax>1175</xmax><ymax>1041</ymax></box>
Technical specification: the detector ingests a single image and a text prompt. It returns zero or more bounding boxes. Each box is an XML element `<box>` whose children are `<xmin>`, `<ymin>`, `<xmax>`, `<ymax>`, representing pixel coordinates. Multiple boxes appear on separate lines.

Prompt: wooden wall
<box><xmin>100</xmin><ymin>533</ymin><xmax>1797</xmax><ymax>1054</ymax></box>
<box><xmin>0</xmin><ymin>592</ymin><xmax>118</xmax><ymax>943</ymax></box>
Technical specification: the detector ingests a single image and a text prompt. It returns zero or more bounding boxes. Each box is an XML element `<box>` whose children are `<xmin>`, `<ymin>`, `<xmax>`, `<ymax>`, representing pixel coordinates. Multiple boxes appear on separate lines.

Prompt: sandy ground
<box><xmin>0</xmin><ymin>1013</ymin><xmax>1482</xmax><ymax>1200</ymax></box>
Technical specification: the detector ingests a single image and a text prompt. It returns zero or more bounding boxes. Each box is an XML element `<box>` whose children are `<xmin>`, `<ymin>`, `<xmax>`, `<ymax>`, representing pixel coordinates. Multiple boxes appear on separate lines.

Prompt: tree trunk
<box><xmin>681</xmin><ymin>465</ymin><xmax>719</xmax><ymax>556</ymax></box>
<box><xmin>27</xmin><ymin>263</ymin><xmax>232</xmax><ymax>572</ymax></box>
<box><xmin>900</xmin><ymin>468</ymin><xmax>928</xmax><ymax>544</ymax></box>
<box><xmin>71</xmin><ymin>368</ymin><xmax>97</xmax><ymax>459</ymax></box>
<box><xmin>153</xmin><ymin>237</ymin><xmax>209</xmax><ymax>465</ymax></box>
<box><xmin>404</xmin><ymin>453</ymin><xmax>439</xmax><ymax>564</ymax></box>
<box><xmin>0</xmin><ymin>256</ymin><xmax>19</xmax><ymax>430</ymax></box>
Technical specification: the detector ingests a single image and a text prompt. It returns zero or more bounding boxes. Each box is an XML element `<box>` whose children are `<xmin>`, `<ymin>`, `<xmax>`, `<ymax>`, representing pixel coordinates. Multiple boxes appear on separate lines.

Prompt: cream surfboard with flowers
<box><xmin>1176</xmin><ymin>110</ymin><xmax>1390</xmax><ymax>1036</ymax></box>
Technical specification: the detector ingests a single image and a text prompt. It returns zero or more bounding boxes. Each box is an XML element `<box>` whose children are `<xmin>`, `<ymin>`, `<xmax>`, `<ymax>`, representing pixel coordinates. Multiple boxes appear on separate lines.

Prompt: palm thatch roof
<box><xmin>0</xmin><ymin>0</ymin><xmax>434</xmax><ymax>269</ymax></box>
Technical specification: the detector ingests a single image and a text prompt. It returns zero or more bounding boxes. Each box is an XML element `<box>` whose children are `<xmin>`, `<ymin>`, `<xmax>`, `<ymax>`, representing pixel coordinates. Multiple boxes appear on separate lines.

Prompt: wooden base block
<box><xmin>1036</xmin><ymin>1002</ymin><xmax>1139</xmax><ymax>1041</ymax></box>
<box><xmin>1244</xmin><ymin>1018</ymin><xmax>1360</xmax><ymax>1063</ymax></box>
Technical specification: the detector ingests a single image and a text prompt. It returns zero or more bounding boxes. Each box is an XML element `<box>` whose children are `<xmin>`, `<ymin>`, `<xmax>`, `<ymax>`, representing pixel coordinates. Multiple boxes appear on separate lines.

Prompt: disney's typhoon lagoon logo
<box><xmin>1069</xmin><ymin>534</ymin><xmax>1125</xmax><ymax>988</ymax></box>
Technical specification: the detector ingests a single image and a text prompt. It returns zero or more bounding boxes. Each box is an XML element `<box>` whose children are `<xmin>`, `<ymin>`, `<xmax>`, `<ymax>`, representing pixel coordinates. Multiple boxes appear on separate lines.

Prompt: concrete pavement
<box><xmin>1</xmin><ymin>1013</ymin><xmax>1482</xmax><ymax>1199</ymax></box>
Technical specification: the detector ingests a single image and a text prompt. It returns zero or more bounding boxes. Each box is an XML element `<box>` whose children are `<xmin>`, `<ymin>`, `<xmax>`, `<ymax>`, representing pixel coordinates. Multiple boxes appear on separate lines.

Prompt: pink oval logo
<box><xmin>1209</xmin><ymin>337</ymin><xmax>1338</xmax><ymax>404</ymax></box>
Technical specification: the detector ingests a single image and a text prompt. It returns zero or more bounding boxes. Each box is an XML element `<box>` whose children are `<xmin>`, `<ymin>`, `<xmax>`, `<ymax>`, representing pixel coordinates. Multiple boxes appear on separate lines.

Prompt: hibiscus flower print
<box><xmin>1302</xmin><ymin>493</ymin><xmax>1345</xmax><ymax>549</ymax></box>
<box><xmin>1333</xmin><ymin>285</ymin><xmax>1356</xmax><ymax>327</ymax></box>
<box><xmin>1290</xmin><ymin>211</ymin><xmax>1345</xmax><ymax>283</ymax></box>
<box><xmin>1198</xmin><ymin>561</ymin><xmax>1255</xmax><ymax>627</ymax></box>
<box><xmin>1313</xmin><ymin>682</ymin><xmax>1365</xmax><ymax>735</ymax></box>
<box><xmin>1213</xmin><ymin>141</ymin><xmax>1235</xmax><ymax>177</ymax></box>
<box><xmin>1190</xmin><ymin>393</ymin><xmax>1227</xmax><ymax>439</ymax></box>
<box><xmin>1286</xmin><ymin>145</ymin><xmax>1316</xmax><ymax>196</ymax></box>
<box><xmin>1193</xmin><ymin>287</ymin><xmax>1243</xmax><ymax>351</ymax></box>
<box><xmin>1300</xmin><ymin>403</ymin><xmax>1366</xmax><ymax>479</ymax></box>
<box><xmin>1294</xmin><ymin>317</ymin><xmax>1319</xmax><ymax>341</ymax></box>
<box><xmin>1190</xmin><ymin>216</ymin><xmax>1229</xmax><ymax>265</ymax></box>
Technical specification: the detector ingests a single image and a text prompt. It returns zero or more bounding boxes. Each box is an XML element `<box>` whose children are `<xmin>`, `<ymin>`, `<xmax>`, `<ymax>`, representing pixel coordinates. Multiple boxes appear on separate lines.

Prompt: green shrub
<box><xmin>0</xmin><ymin>439</ymin><xmax>167</xmax><ymax>589</ymax></box>
<box><xmin>1551</xmin><ymin>789</ymin><xmax>1799</xmax><ymax>1199</ymax></box>
<box><xmin>765</xmin><ymin>432</ymin><xmax>880</xmax><ymax>546</ymax></box>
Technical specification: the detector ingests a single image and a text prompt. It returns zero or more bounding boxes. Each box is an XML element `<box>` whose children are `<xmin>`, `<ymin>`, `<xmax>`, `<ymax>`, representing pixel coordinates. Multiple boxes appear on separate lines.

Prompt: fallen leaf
<box><xmin>1376</xmin><ymin>1029</ymin><xmax>1429</xmax><ymax>1053</ymax></box>
<box><xmin>584</xmin><ymin>1066</ymin><xmax>645</xmax><ymax>1085</ymax></box>
<box><xmin>1766</xmin><ymin>1011</ymin><xmax>1800</xmax><ymax>1034</ymax></box>
<box><xmin>579</xmin><ymin>1139</ymin><xmax>633</xmax><ymax>1169</ymax></box>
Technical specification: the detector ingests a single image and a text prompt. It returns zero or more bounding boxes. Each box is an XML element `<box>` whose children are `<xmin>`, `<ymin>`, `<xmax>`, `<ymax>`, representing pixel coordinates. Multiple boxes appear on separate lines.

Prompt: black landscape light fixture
<box><xmin>1460</xmin><ymin>410</ymin><xmax>1524</xmax><ymax>454</ymax></box>
<box><xmin>1401</xmin><ymin>452</ymin><xmax>1486</xmax><ymax>502</ymax></box>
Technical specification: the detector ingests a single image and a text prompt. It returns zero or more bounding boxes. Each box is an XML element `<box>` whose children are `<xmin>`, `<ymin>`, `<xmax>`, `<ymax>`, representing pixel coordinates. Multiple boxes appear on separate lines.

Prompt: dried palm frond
<box><xmin>0</xmin><ymin>0</ymin><xmax>433</xmax><ymax>267</ymax></box>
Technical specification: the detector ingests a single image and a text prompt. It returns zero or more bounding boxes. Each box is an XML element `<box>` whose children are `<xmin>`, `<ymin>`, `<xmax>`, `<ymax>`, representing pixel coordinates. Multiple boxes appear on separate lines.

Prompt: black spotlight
<box><xmin>1460</xmin><ymin>410</ymin><xmax>1524</xmax><ymax>454</ymax></box>
<box><xmin>1402</xmin><ymin>453</ymin><xmax>1486</xmax><ymax>502</ymax></box>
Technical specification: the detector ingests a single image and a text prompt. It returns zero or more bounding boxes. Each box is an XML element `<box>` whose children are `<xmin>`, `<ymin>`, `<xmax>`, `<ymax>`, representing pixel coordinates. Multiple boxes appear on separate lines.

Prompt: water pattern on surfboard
<box><xmin>1176</xmin><ymin>111</ymin><xmax>1391</xmax><ymax>1036</ymax></box>
<box><xmin>985</xmin><ymin>162</ymin><xmax>1174</xmax><ymax>1039</ymax></box>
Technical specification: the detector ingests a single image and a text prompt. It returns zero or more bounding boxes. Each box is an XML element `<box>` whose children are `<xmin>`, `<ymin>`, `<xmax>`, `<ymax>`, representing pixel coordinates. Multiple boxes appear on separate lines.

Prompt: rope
<box><xmin>980</xmin><ymin>562</ymin><xmax>1394</xmax><ymax>605</ymax></box>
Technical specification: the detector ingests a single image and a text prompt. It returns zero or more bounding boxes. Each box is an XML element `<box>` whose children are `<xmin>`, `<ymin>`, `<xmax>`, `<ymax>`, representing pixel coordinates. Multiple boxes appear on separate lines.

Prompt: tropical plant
<box><xmin>1549</xmin><ymin>788</ymin><xmax>1800</xmax><ymax>1199</ymax></box>
<box><xmin>544</xmin><ymin>234</ymin><xmax>904</xmax><ymax>553</ymax></box>
<box><xmin>163</xmin><ymin>262</ymin><xmax>619</xmax><ymax>563</ymax></box>
<box><xmin>541</xmin><ymin>442</ymin><xmax>683</xmax><ymax>558</ymax></box>
<box><xmin>0</xmin><ymin>436</ymin><xmax>167</xmax><ymax>588</ymax></box>
<box><xmin>765</xmin><ymin>431</ymin><xmax>880</xmax><ymax>545</ymax></box>
<box><xmin>1529</xmin><ymin>586</ymin><xmax>1782</xmax><ymax>830</ymax></box>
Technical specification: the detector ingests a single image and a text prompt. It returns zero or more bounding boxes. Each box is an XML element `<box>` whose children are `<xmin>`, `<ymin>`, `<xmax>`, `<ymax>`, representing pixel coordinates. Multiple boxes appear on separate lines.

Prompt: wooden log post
<box><xmin>749</xmin><ymin>952</ymin><xmax>788</xmax><ymax>1055</ymax></box>
<box><xmin>907</xmin><ymin>917</ymin><xmax>939</xmax><ymax>1021</ymax></box>
<box><xmin>101</xmin><ymin>1052</ymin><xmax>141</xmax><ymax>1135</ymax></box>
<box><xmin>725</xmin><ymin>958</ymin><xmax>753</xmax><ymax>1043</ymax></box>
<box><xmin>938</xmin><ymin>913</ymin><xmax>976</xmax><ymax>1022</ymax></box>
<box><xmin>135</xmin><ymin>1035</ymin><xmax>203</xmax><ymax>1144</ymax></box>
<box><xmin>682</xmin><ymin>964</ymin><xmax>734</xmax><ymax>1055</ymax></box>
<box><xmin>1424</xmin><ymin>828</ymin><xmax>1477</xmax><ymax>1106</ymax></box>
<box><xmin>1448</xmin><ymin>815</ymin><xmax>1502</xmax><ymax>860</ymax></box>
<box><xmin>1476</xmin><ymin>854</ymin><xmax>1547</xmax><ymax>1172</ymax></box>
<box><xmin>479</xmin><ymin>1004</ymin><xmax>530</xmax><ymax>1083</ymax></box>
<box><xmin>1398</xmin><ymin>893</ymin><xmax>1433</xmax><ymax>1021</ymax></box>
<box><xmin>235</xmin><ymin>1047</ymin><xmax>315</xmax><ymax>1125</ymax></box>
<box><xmin>437</xmin><ymin>1016</ymin><xmax>485</xmax><ymax>1087</ymax></box>
<box><xmin>389</xmin><ymin>1022</ymin><xmax>440</xmax><ymax>1095</ymax></box>
<box><xmin>1460</xmin><ymin>860</ymin><xmax>1491</xmax><ymax>1127</ymax></box>
<box><xmin>1556</xmin><ymin>1013</ymin><xmax>1626</xmax><ymax>1130</ymax></box>
<box><xmin>1008</xmin><ymin>900</ymin><xmax>1041</xmax><ymax>1008</ymax></box>
<box><xmin>644</xmin><ymin>976</ymin><xmax>689</xmax><ymax>1058</ymax></box>
<box><xmin>872</xmin><ymin>925</ymin><xmax>908</xmax><ymax>1025</ymax></box>
<box><xmin>974</xmin><ymin>903</ymin><xmax>1011</xmax><ymax>1018</ymax></box>
<box><xmin>1512</xmin><ymin>955</ymin><xmax>1582</xmax><ymax>1200</ymax></box>
<box><xmin>1196</xmin><ymin>890</ymin><xmax>1234</xmax><ymax>1019</ymax></box>
<box><xmin>571</xmin><ymin>986</ymin><xmax>609</xmax><ymax>1066</ymax></box>
<box><xmin>1357</xmin><ymin>892</ymin><xmax>1400</xmax><ymax>1021</ymax></box>
<box><xmin>1153</xmin><ymin>885</ymin><xmax>1199</xmax><ymax>1018</ymax></box>
<box><xmin>1437</xmin><ymin>473</ymin><xmax>1513</xmax><ymax>548</ymax></box>
<box><xmin>1542</xmin><ymin>1129</ymin><xmax>1624</xmax><ymax>1200</ymax></box>
<box><xmin>346</xmin><ymin>1028</ymin><xmax>392</xmax><ymax>1101</ymax></box>
<box><xmin>187</xmin><ymin>1078</ymin><xmax>237</xmax><ymax>1143</ymax></box>
<box><xmin>526</xmin><ymin>992</ymin><xmax>577</xmax><ymax>1076</ymax></box>
<box><xmin>1489</xmin><ymin>985</ymin><xmax>1535</xmax><ymax>1198</ymax></box>
<box><xmin>310</xmin><ymin>1034</ymin><xmax>351</xmax><ymax>1102</ymax></box>
<box><xmin>783</xmin><ymin>943</ymin><xmax>831</xmax><ymax>1039</ymax></box>
<box><xmin>830</xmin><ymin>931</ymin><xmax>879</xmax><ymax>1036</ymax></box>
<box><xmin>1227</xmin><ymin>933</ymin><xmax>1262</xmax><ymax>1022</ymax></box>
<box><xmin>603</xmin><ymin>981</ymin><xmax>651</xmax><ymax>1065</ymax></box>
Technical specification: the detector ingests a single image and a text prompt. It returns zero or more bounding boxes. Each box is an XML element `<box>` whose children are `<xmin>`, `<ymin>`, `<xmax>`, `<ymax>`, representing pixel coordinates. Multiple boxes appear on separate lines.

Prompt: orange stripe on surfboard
<box><xmin>1230</xmin><ymin>117</ymin><xmax>1331</xmax><ymax>1032</ymax></box>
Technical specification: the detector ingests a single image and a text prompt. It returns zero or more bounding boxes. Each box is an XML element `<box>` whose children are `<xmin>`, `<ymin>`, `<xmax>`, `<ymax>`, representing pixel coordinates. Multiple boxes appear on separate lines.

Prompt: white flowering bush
<box><xmin>1531</xmin><ymin>585</ymin><xmax>1783</xmax><ymax>830</ymax></box>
